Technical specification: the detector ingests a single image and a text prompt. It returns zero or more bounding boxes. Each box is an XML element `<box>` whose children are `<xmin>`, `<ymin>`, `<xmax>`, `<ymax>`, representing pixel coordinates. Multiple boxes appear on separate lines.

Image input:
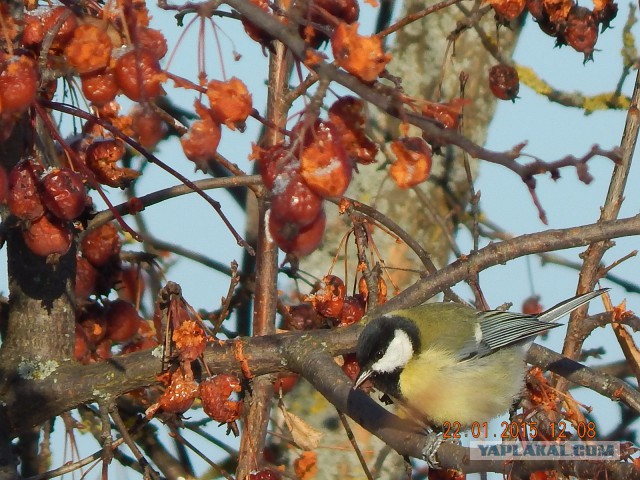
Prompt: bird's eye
<box><xmin>374</xmin><ymin>350</ymin><xmax>384</xmax><ymax>360</ymax></box>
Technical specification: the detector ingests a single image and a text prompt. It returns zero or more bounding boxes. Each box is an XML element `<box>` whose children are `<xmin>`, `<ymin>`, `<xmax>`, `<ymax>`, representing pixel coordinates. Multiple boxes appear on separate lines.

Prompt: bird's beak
<box><xmin>353</xmin><ymin>368</ymin><xmax>372</xmax><ymax>390</ymax></box>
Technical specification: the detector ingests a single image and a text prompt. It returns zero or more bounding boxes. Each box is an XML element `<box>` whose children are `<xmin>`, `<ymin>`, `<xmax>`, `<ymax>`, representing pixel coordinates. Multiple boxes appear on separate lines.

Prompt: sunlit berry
<box><xmin>23</xmin><ymin>215</ymin><xmax>73</xmax><ymax>257</ymax></box>
<box><xmin>206</xmin><ymin>77</ymin><xmax>252</xmax><ymax>130</ymax></box>
<box><xmin>270</xmin><ymin>172</ymin><xmax>323</xmax><ymax>227</ymax></box>
<box><xmin>81</xmin><ymin>71</ymin><xmax>119</xmax><ymax>105</ymax></box>
<box><xmin>41</xmin><ymin>168</ymin><xmax>87</xmax><ymax>220</ymax></box>
<box><xmin>81</xmin><ymin>222</ymin><xmax>122</xmax><ymax>267</ymax></box>
<box><xmin>114</xmin><ymin>49</ymin><xmax>165</xmax><ymax>101</ymax></box>
<box><xmin>8</xmin><ymin>161</ymin><xmax>44</xmax><ymax>221</ymax></box>
<box><xmin>488</xmin><ymin>64</ymin><xmax>520</xmax><ymax>101</ymax></box>
<box><xmin>64</xmin><ymin>24</ymin><xmax>112</xmax><ymax>74</ymax></box>
<box><xmin>0</xmin><ymin>55</ymin><xmax>38</xmax><ymax>115</ymax></box>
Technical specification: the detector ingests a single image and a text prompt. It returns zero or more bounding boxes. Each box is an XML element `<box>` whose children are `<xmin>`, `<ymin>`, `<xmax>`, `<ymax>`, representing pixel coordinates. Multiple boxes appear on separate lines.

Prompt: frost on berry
<box><xmin>64</xmin><ymin>24</ymin><xmax>113</xmax><ymax>74</ymax></box>
<box><xmin>199</xmin><ymin>375</ymin><xmax>243</xmax><ymax>423</ymax></box>
<box><xmin>172</xmin><ymin>320</ymin><xmax>207</xmax><ymax>362</ymax></box>
<box><xmin>307</xmin><ymin>275</ymin><xmax>346</xmax><ymax>318</ymax></box>
<box><xmin>86</xmin><ymin>138</ymin><xmax>140</xmax><ymax>188</ymax></box>
<box><xmin>331</xmin><ymin>23</ymin><xmax>391</xmax><ymax>83</ymax></box>
<box><xmin>389</xmin><ymin>137</ymin><xmax>432</xmax><ymax>189</ymax></box>
<box><xmin>206</xmin><ymin>77</ymin><xmax>253</xmax><ymax>130</ymax></box>
<box><xmin>23</xmin><ymin>215</ymin><xmax>73</xmax><ymax>257</ymax></box>
<box><xmin>114</xmin><ymin>48</ymin><xmax>165</xmax><ymax>101</ymax></box>
<box><xmin>0</xmin><ymin>55</ymin><xmax>38</xmax><ymax>116</ymax></box>
<box><xmin>328</xmin><ymin>96</ymin><xmax>378</xmax><ymax>165</ymax></box>
<box><xmin>252</xmin><ymin>142</ymin><xmax>295</xmax><ymax>190</ymax></box>
<box><xmin>488</xmin><ymin>65</ymin><xmax>520</xmax><ymax>101</ymax></box>
<box><xmin>150</xmin><ymin>368</ymin><xmax>198</xmax><ymax>416</ymax></box>
<box><xmin>41</xmin><ymin>168</ymin><xmax>87</xmax><ymax>220</ymax></box>
<box><xmin>270</xmin><ymin>171</ymin><xmax>324</xmax><ymax>228</ymax></box>
<box><xmin>299</xmin><ymin>121</ymin><xmax>352</xmax><ymax>197</ymax></box>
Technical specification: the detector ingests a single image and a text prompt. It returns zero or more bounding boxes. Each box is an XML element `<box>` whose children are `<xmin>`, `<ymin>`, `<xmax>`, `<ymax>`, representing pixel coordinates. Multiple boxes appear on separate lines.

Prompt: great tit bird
<box><xmin>354</xmin><ymin>289</ymin><xmax>607</xmax><ymax>428</ymax></box>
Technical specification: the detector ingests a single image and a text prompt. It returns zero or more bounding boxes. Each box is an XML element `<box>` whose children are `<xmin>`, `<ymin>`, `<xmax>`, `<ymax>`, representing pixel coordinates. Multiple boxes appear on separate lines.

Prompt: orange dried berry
<box><xmin>23</xmin><ymin>215</ymin><xmax>73</xmax><ymax>257</ymax></box>
<box><xmin>488</xmin><ymin>65</ymin><xmax>520</xmax><ymax>101</ymax></box>
<box><xmin>389</xmin><ymin>137</ymin><xmax>432</xmax><ymax>189</ymax></box>
<box><xmin>328</xmin><ymin>96</ymin><xmax>378</xmax><ymax>165</ymax></box>
<box><xmin>206</xmin><ymin>77</ymin><xmax>252</xmax><ymax>130</ymax></box>
<box><xmin>180</xmin><ymin>116</ymin><xmax>222</xmax><ymax>170</ymax></box>
<box><xmin>299</xmin><ymin>121</ymin><xmax>352</xmax><ymax>198</ymax></box>
<box><xmin>542</xmin><ymin>0</ymin><xmax>573</xmax><ymax>23</ymax></box>
<box><xmin>331</xmin><ymin>23</ymin><xmax>391</xmax><ymax>83</ymax></box>
<box><xmin>136</xmin><ymin>27</ymin><xmax>168</xmax><ymax>59</ymax></box>
<box><xmin>86</xmin><ymin>138</ymin><xmax>140</xmax><ymax>188</ymax></box>
<box><xmin>308</xmin><ymin>275</ymin><xmax>346</xmax><ymax>318</ymax></box>
<box><xmin>131</xmin><ymin>106</ymin><xmax>167</xmax><ymax>149</ymax></box>
<box><xmin>81</xmin><ymin>222</ymin><xmax>122</xmax><ymax>267</ymax></box>
<box><xmin>81</xmin><ymin>70</ymin><xmax>119</xmax><ymax>105</ymax></box>
<box><xmin>172</xmin><ymin>320</ymin><xmax>206</xmax><ymax>362</ymax></box>
<box><xmin>41</xmin><ymin>168</ymin><xmax>87</xmax><ymax>220</ymax></box>
<box><xmin>64</xmin><ymin>24</ymin><xmax>112</xmax><ymax>74</ymax></box>
<box><xmin>199</xmin><ymin>374</ymin><xmax>243</xmax><ymax>423</ymax></box>
<box><xmin>157</xmin><ymin>369</ymin><xmax>198</xmax><ymax>414</ymax></box>
<box><xmin>8</xmin><ymin>160</ymin><xmax>44</xmax><ymax>221</ymax></box>
<box><xmin>269</xmin><ymin>208</ymin><xmax>326</xmax><ymax>257</ymax></box>
<box><xmin>114</xmin><ymin>48</ymin><xmax>165</xmax><ymax>101</ymax></box>
<box><xmin>489</xmin><ymin>0</ymin><xmax>526</xmax><ymax>21</ymax></box>
<box><xmin>0</xmin><ymin>55</ymin><xmax>38</xmax><ymax>115</ymax></box>
<box><xmin>420</xmin><ymin>99</ymin><xmax>468</xmax><ymax>130</ymax></box>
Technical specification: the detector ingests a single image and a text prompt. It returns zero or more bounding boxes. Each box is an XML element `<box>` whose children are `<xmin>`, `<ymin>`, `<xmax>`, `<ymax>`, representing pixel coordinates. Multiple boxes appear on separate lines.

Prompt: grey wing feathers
<box><xmin>456</xmin><ymin>288</ymin><xmax>607</xmax><ymax>361</ymax></box>
<box><xmin>536</xmin><ymin>288</ymin><xmax>608</xmax><ymax>323</ymax></box>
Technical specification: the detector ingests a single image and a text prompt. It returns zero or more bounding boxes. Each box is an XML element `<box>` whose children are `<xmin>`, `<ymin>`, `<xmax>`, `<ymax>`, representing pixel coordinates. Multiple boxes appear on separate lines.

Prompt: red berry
<box><xmin>106</xmin><ymin>300</ymin><xmax>143</xmax><ymax>343</ymax></box>
<box><xmin>136</xmin><ymin>27</ymin><xmax>168</xmax><ymax>60</ymax></box>
<box><xmin>75</xmin><ymin>256</ymin><xmax>98</xmax><ymax>300</ymax></box>
<box><xmin>488</xmin><ymin>64</ymin><xmax>520</xmax><ymax>101</ymax></box>
<box><xmin>114</xmin><ymin>49</ymin><xmax>165</xmax><ymax>101</ymax></box>
<box><xmin>81</xmin><ymin>223</ymin><xmax>122</xmax><ymax>267</ymax></box>
<box><xmin>339</xmin><ymin>294</ymin><xmax>366</xmax><ymax>326</ymax></box>
<box><xmin>269</xmin><ymin>209</ymin><xmax>326</xmax><ymax>257</ymax></box>
<box><xmin>41</xmin><ymin>168</ymin><xmax>86</xmax><ymax>220</ymax></box>
<box><xmin>8</xmin><ymin>161</ymin><xmax>44</xmax><ymax>221</ymax></box>
<box><xmin>0</xmin><ymin>55</ymin><xmax>38</xmax><ymax>115</ymax></box>
<box><xmin>270</xmin><ymin>172</ymin><xmax>323</xmax><ymax>228</ymax></box>
<box><xmin>81</xmin><ymin>71</ymin><xmax>119</xmax><ymax>105</ymax></box>
<box><xmin>23</xmin><ymin>215</ymin><xmax>73</xmax><ymax>257</ymax></box>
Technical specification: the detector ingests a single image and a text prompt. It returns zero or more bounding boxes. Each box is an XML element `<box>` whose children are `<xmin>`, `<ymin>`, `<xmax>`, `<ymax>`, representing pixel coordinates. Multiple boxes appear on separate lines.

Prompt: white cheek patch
<box><xmin>371</xmin><ymin>329</ymin><xmax>414</xmax><ymax>373</ymax></box>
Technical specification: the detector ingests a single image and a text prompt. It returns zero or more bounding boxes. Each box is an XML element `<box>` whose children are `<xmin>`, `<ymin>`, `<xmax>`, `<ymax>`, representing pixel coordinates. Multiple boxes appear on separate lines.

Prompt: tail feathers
<box><xmin>537</xmin><ymin>288</ymin><xmax>608</xmax><ymax>323</ymax></box>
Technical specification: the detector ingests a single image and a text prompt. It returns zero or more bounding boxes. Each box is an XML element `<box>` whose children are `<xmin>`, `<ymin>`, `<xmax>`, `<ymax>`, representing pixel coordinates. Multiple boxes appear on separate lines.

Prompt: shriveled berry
<box><xmin>131</xmin><ymin>106</ymin><xmax>167</xmax><ymax>149</ymax></box>
<box><xmin>341</xmin><ymin>353</ymin><xmax>361</xmax><ymax>381</ymax></box>
<box><xmin>64</xmin><ymin>24</ymin><xmax>112</xmax><ymax>74</ymax></box>
<box><xmin>241</xmin><ymin>0</ymin><xmax>274</xmax><ymax>46</ymax></box>
<box><xmin>81</xmin><ymin>222</ymin><xmax>122</xmax><ymax>267</ymax></box>
<box><xmin>206</xmin><ymin>77</ymin><xmax>252</xmax><ymax>130</ymax></box>
<box><xmin>253</xmin><ymin>142</ymin><xmax>295</xmax><ymax>190</ymax></box>
<box><xmin>156</xmin><ymin>369</ymin><xmax>198</xmax><ymax>414</ymax></box>
<box><xmin>299</xmin><ymin>121</ymin><xmax>352</xmax><ymax>198</ymax></box>
<box><xmin>307</xmin><ymin>275</ymin><xmax>346</xmax><ymax>318</ymax></box>
<box><xmin>136</xmin><ymin>27</ymin><xmax>168</xmax><ymax>59</ymax></box>
<box><xmin>488</xmin><ymin>64</ymin><xmax>520</xmax><ymax>101</ymax></box>
<box><xmin>23</xmin><ymin>215</ymin><xmax>73</xmax><ymax>257</ymax></box>
<box><xmin>8</xmin><ymin>161</ymin><xmax>44</xmax><ymax>221</ymax></box>
<box><xmin>389</xmin><ymin>137</ymin><xmax>432</xmax><ymax>189</ymax></box>
<box><xmin>283</xmin><ymin>302</ymin><xmax>326</xmax><ymax>330</ymax></box>
<box><xmin>86</xmin><ymin>138</ymin><xmax>139</xmax><ymax>188</ymax></box>
<box><xmin>199</xmin><ymin>375</ymin><xmax>243</xmax><ymax>423</ymax></box>
<box><xmin>302</xmin><ymin>0</ymin><xmax>359</xmax><ymax>47</ymax></box>
<box><xmin>339</xmin><ymin>294</ymin><xmax>366</xmax><ymax>326</ymax></box>
<box><xmin>328</xmin><ymin>96</ymin><xmax>378</xmax><ymax>165</ymax></box>
<box><xmin>564</xmin><ymin>6</ymin><xmax>598</xmax><ymax>61</ymax></box>
<box><xmin>77</xmin><ymin>303</ymin><xmax>107</xmax><ymax>344</ymax></box>
<box><xmin>41</xmin><ymin>6</ymin><xmax>78</xmax><ymax>48</ymax></box>
<box><xmin>75</xmin><ymin>255</ymin><xmax>98</xmax><ymax>300</ymax></box>
<box><xmin>41</xmin><ymin>168</ymin><xmax>86</xmax><ymax>220</ymax></box>
<box><xmin>331</xmin><ymin>22</ymin><xmax>391</xmax><ymax>83</ymax></box>
<box><xmin>180</xmin><ymin>116</ymin><xmax>222</xmax><ymax>170</ymax></box>
<box><xmin>114</xmin><ymin>48</ymin><xmax>165</xmax><ymax>101</ymax></box>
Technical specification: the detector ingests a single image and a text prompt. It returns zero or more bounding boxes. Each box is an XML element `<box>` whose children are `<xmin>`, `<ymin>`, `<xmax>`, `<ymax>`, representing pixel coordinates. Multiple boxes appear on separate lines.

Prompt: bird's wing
<box><xmin>456</xmin><ymin>289</ymin><xmax>608</xmax><ymax>361</ymax></box>
<box><xmin>456</xmin><ymin>312</ymin><xmax>560</xmax><ymax>360</ymax></box>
